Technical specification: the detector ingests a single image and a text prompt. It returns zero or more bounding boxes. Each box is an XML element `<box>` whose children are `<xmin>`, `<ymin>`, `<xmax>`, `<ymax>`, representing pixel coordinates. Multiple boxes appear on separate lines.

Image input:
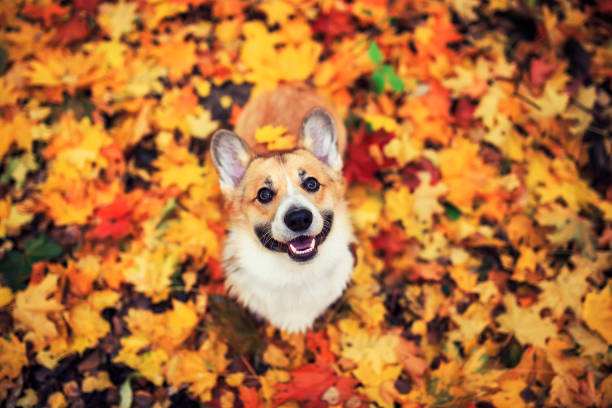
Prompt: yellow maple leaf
<box><xmin>412</xmin><ymin>172</ymin><xmax>448</xmax><ymax>224</ymax></box>
<box><xmin>98</xmin><ymin>0</ymin><xmax>139</xmax><ymax>41</ymax></box>
<box><xmin>528</xmin><ymin>73</ymin><xmax>570</xmax><ymax>119</ymax></box>
<box><xmin>68</xmin><ymin>302</ymin><xmax>111</xmax><ymax>354</ymax></box>
<box><xmin>497</xmin><ymin>294</ymin><xmax>558</xmax><ymax>349</ymax></box>
<box><xmin>155</xmin><ymin>38</ymin><xmax>198</xmax><ymax>82</ymax></box>
<box><xmin>0</xmin><ymin>334</ymin><xmax>28</xmax><ymax>381</ymax></box>
<box><xmin>449</xmin><ymin>303</ymin><xmax>490</xmax><ymax>344</ymax></box>
<box><xmin>123</xmin><ymin>246</ymin><xmax>178</xmax><ymax>302</ymax></box>
<box><xmin>263</xmin><ymin>344</ymin><xmax>290</xmax><ymax>368</ymax></box>
<box><xmin>13</xmin><ymin>274</ymin><xmax>64</xmax><ymax>345</ymax></box>
<box><xmin>114</xmin><ymin>336</ymin><xmax>168</xmax><ymax>385</ymax></box>
<box><xmin>536</xmin><ymin>265</ymin><xmax>590</xmax><ymax>317</ymax></box>
<box><xmin>582</xmin><ymin>284</ymin><xmax>612</xmax><ymax>344</ymax></box>
<box><xmin>362</xmin><ymin>113</ymin><xmax>398</xmax><ymax>132</ymax></box>
<box><xmin>338</xmin><ymin>319</ymin><xmax>402</xmax><ymax>407</ymax></box>
<box><xmin>382</xmin><ymin>128</ymin><xmax>420</xmax><ymax>166</ymax></box>
<box><xmin>187</xmin><ymin>109</ymin><xmax>219</xmax><ymax>139</ymax></box>
<box><xmin>258</xmin><ymin>0</ymin><xmax>294</xmax><ymax>25</ymax></box>
<box><xmin>254</xmin><ymin>124</ymin><xmax>296</xmax><ymax>151</ymax></box>
<box><xmin>166</xmin><ymin>333</ymin><xmax>229</xmax><ymax>402</ymax></box>
<box><xmin>124</xmin><ymin>62</ymin><xmax>168</xmax><ymax>98</ymax></box>
<box><xmin>347</xmin><ymin>186</ymin><xmax>383</xmax><ymax>232</ymax></box>
<box><xmin>536</xmin><ymin>204</ymin><xmax>596</xmax><ymax>259</ymax></box>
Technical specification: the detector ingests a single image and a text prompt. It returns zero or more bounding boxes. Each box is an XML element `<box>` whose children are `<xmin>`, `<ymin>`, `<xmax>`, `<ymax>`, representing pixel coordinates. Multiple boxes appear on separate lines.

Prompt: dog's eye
<box><xmin>302</xmin><ymin>177</ymin><xmax>320</xmax><ymax>192</ymax></box>
<box><xmin>257</xmin><ymin>187</ymin><xmax>274</xmax><ymax>203</ymax></box>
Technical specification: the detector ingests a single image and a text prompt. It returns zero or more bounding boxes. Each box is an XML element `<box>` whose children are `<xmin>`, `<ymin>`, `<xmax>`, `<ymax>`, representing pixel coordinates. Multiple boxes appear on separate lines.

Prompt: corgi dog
<box><xmin>210</xmin><ymin>85</ymin><xmax>354</xmax><ymax>333</ymax></box>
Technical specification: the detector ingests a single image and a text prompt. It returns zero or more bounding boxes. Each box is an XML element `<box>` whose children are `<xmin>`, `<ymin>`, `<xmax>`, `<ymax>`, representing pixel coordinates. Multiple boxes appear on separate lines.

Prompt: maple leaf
<box><xmin>344</xmin><ymin>127</ymin><xmax>396</xmax><ymax>188</ymax></box>
<box><xmin>68</xmin><ymin>301</ymin><xmax>112</xmax><ymax>353</ymax></box>
<box><xmin>254</xmin><ymin>125</ymin><xmax>296</xmax><ymax>151</ymax></box>
<box><xmin>89</xmin><ymin>194</ymin><xmax>137</xmax><ymax>240</ymax></box>
<box><xmin>412</xmin><ymin>172</ymin><xmax>448</xmax><ymax>225</ymax></box>
<box><xmin>12</xmin><ymin>274</ymin><xmax>64</xmax><ymax>344</ymax></box>
<box><xmin>496</xmin><ymin>294</ymin><xmax>558</xmax><ymax>349</ymax></box>
<box><xmin>311</xmin><ymin>9</ymin><xmax>353</xmax><ymax>46</ymax></box>
<box><xmin>123</xmin><ymin>246</ymin><xmax>179</xmax><ymax>302</ymax></box>
<box><xmin>21</xmin><ymin>3</ymin><xmax>69</xmax><ymax>27</ymax></box>
<box><xmin>98</xmin><ymin>0</ymin><xmax>139</xmax><ymax>40</ymax></box>
<box><xmin>582</xmin><ymin>284</ymin><xmax>612</xmax><ymax>344</ymax></box>
<box><xmin>273</xmin><ymin>359</ymin><xmax>358</xmax><ymax>408</ymax></box>
<box><xmin>155</xmin><ymin>39</ymin><xmax>198</xmax><ymax>82</ymax></box>
<box><xmin>166</xmin><ymin>333</ymin><xmax>229</xmax><ymax>402</ymax></box>
<box><xmin>0</xmin><ymin>334</ymin><xmax>28</xmax><ymax>381</ymax></box>
<box><xmin>258</xmin><ymin>0</ymin><xmax>294</xmax><ymax>26</ymax></box>
<box><xmin>239</xmin><ymin>386</ymin><xmax>264</xmax><ymax>408</ymax></box>
<box><xmin>535</xmin><ymin>265</ymin><xmax>590</xmax><ymax>318</ymax></box>
<box><xmin>338</xmin><ymin>319</ymin><xmax>403</xmax><ymax>407</ymax></box>
<box><xmin>536</xmin><ymin>204</ymin><xmax>597</xmax><ymax>259</ymax></box>
<box><xmin>55</xmin><ymin>16</ymin><xmax>90</xmax><ymax>45</ymax></box>
<box><xmin>74</xmin><ymin>0</ymin><xmax>103</xmax><ymax>14</ymax></box>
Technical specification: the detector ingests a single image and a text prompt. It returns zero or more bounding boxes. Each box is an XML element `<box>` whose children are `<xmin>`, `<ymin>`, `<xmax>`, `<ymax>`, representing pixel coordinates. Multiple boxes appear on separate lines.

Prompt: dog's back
<box><xmin>235</xmin><ymin>84</ymin><xmax>347</xmax><ymax>155</ymax></box>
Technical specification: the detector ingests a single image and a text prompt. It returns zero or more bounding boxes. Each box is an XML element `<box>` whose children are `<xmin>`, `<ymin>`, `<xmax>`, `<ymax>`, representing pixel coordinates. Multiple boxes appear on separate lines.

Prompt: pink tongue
<box><xmin>290</xmin><ymin>236</ymin><xmax>314</xmax><ymax>250</ymax></box>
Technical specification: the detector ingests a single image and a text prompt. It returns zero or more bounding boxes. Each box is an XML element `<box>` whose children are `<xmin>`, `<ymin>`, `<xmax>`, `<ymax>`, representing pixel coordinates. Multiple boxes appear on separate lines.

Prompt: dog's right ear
<box><xmin>210</xmin><ymin>130</ymin><xmax>252</xmax><ymax>192</ymax></box>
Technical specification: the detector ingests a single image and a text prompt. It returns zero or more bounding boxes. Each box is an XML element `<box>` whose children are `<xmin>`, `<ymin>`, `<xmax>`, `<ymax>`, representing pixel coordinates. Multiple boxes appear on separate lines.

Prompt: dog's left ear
<box><xmin>299</xmin><ymin>107</ymin><xmax>342</xmax><ymax>172</ymax></box>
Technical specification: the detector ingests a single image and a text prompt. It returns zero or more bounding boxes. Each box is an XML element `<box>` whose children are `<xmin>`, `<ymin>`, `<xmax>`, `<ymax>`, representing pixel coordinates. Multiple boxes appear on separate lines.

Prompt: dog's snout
<box><xmin>284</xmin><ymin>208</ymin><xmax>313</xmax><ymax>232</ymax></box>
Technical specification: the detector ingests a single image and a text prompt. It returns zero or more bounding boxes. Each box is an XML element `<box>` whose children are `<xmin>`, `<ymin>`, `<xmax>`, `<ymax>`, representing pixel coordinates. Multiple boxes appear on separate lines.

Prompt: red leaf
<box><xmin>55</xmin><ymin>16</ymin><xmax>90</xmax><ymax>45</ymax></box>
<box><xmin>453</xmin><ymin>98</ymin><xmax>476</xmax><ymax>128</ymax></box>
<box><xmin>89</xmin><ymin>195</ymin><xmax>136</xmax><ymax>240</ymax></box>
<box><xmin>312</xmin><ymin>9</ymin><xmax>353</xmax><ymax>46</ymax></box>
<box><xmin>401</xmin><ymin>157</ymin><xmax>441</xmax><ymax>189</ymax></box>
<box><xmin>530</xmin><ymin>56</ymin><xmax>556</xmax><ymax>87</ymax></box>
<box><xmin>74</xmin><ymin>0</ymin><xmax>103</xmax><ymax>14</ymax></box>
<box><xmin>306</xmin><ymin>332</ymin><xmax>335</xmax><ymax>364</ymax></box>
<box><xmin>344</xmin><ymin>127</ymin><xmax>396</xmax><ymax>188</ymax></box>
<box><xmin>22</xmin><ymin>3</ymin><xmax>70</xmax><ymax>28</ymax></box>
<box><xmin>239</xmin><ymin>386</ymin><xmax>263</xmax><ymax>408</ymax></box>
<box><xmin>372</xmin><ymin>224</ymin><xmax>408</xmax><ymax>267</ymax></box>
<box><xmin>273</xmin><ymin>360</ymin><xmax>358</xmax><ymax>408</ymax></box>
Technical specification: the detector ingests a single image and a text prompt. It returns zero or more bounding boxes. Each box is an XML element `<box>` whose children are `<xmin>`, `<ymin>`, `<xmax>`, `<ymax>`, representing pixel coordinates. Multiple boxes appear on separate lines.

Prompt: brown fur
<box><xmin>235</xmin><ymin>84</ymin><xmax>347</xmax><ymax>156</ymax></box>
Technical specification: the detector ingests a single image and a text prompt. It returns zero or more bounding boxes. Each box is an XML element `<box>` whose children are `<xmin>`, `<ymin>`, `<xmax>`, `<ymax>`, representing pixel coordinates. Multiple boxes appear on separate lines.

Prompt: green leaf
<box><xmin>368</xmin><ymin>42</ymin><xmax>383</xmax><ymax>64</ymax></box>
<box><xmin>119</xmin><ymin>378</ymin><xmax>133</xmax><ymax>408</ymax></box>
<box><xmin>371</xmin><ymin>71</ymin><xmax>385</xmax><ymax>95</ymax></box>
<box><xmin>24</xmin><ymin>234</ymin><xmax>62</xmax><ymax>263</ymax></box>
<box><xmin>379</xmin><ymin>65</ymin><xmax>404</xmax><ymax>92</ymax></box>
<box><xmin>387</xmin><ymin>71</ymin><xmax>405</xmax><ymax>92</ymax></box>
<box><xmin>0</xmin><ymin>251</ymin><xmax>32</xmax><ymax>291</ymax></box>
<box><xmin>380</xmin><ymin>64</ymin><xmax>393</xmax><ymax>75</ymax></box>
<box><xmin>443</xmin><ymin>202</ymin><xmax>462</xmax><ymax>220</ymax></box>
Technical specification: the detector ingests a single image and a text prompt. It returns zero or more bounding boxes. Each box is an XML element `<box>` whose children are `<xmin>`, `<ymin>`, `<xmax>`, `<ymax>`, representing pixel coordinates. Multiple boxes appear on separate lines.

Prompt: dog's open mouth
<box><xmin>254</xmin><ymin>212</ymin><xmax>333</xmax><ymax>263</ymax></box>
<box><xmin>287</xmin><ymin>235</ymin><xmax>317</xmax><ymax>261</ymax></box>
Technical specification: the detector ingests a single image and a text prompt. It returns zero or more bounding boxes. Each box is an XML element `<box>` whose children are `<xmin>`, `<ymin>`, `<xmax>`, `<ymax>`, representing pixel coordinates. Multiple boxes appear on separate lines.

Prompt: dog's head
<box><xmin>211</xmin><ymin>108</ymin><xmax>345</xmax><ymax>263</ymax></box>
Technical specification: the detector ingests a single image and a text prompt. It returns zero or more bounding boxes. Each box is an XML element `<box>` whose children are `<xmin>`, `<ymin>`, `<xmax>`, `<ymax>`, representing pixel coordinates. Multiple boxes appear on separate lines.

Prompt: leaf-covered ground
<box><xmin>1</xmin><ymin>0</ymin><xmax>612</xmax><ymax>407</ymax></box>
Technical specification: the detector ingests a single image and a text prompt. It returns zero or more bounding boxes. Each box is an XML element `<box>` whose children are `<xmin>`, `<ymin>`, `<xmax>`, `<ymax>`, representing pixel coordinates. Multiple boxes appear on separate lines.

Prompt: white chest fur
<box><xmin>222</xmin><ymin>212</ymin><xmax>354</xmax><ymax>333</ymax></box>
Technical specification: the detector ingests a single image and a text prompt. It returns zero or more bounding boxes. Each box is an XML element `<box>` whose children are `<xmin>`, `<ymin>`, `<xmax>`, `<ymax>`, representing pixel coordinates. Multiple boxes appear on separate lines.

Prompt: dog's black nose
<box><xmin>284</xmin><ymin>208</ymin><xmax>313</xmax><ymax>232</ymax></box>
